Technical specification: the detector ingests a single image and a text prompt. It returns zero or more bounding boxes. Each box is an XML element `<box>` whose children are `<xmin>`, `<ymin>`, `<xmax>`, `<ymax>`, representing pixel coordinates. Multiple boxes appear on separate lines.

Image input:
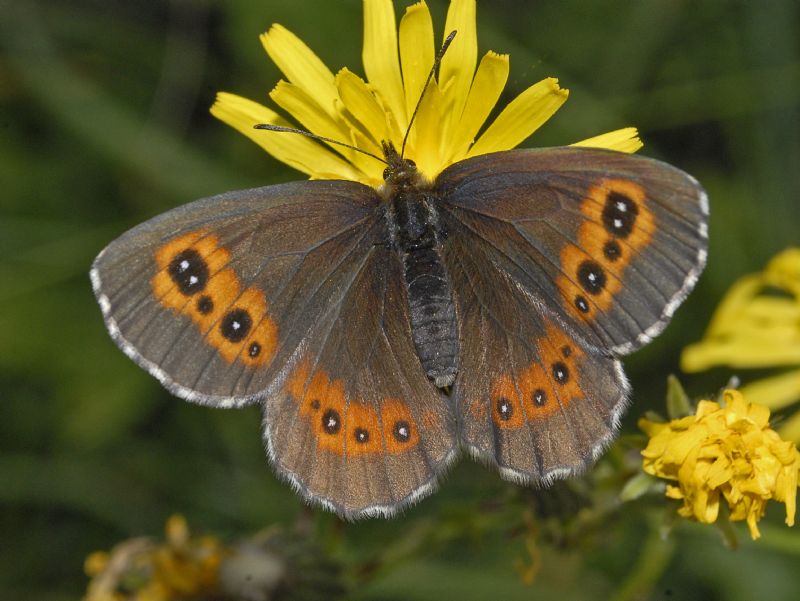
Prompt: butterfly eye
<box><xmin>383</xmin><ymin>167</ymin><xmax>391</xmax><ymax>180</ymax></box>
<box><xmin>405</xmin><ymin>159</ymin><xmax>416</xmax><ymax>168</ymax></box>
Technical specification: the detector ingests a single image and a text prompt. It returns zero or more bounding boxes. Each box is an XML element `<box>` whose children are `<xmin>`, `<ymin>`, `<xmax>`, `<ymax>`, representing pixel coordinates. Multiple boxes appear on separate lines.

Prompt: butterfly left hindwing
<box><xmin>264</xmin><ymin>243</ymin><xmax>457</xmax><ymax>517</ymax></box>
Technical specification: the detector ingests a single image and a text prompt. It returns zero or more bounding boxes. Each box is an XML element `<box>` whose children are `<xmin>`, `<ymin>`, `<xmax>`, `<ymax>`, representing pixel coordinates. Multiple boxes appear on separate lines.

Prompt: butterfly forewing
<box><xmin>436</xmin><ymin>147</ymin><xmax>708</xmax><ymax>356</ymax></box>
<box><xmin>92</xmin><ymin>181</ymin><xmax>381</xmax><ymax>405</ymax></box>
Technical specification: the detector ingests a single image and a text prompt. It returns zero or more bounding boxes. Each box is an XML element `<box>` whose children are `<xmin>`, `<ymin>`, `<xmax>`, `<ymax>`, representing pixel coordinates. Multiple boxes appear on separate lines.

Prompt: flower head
<box><xmin>639</xmin><ymin>390</ymin><xmax>800</xmax><ymax>539</ymax></box>
<box><xmin>682</xmin><ymin>248</ymin><xmax>800</xmax><ymax>442</ymax></box>
<box><xmin>211</xmin><ymin>0</ymin><xmax>641</xmax><ymax>188</ymax></box>
<box><xmin>83</xmin><ymin>515</ymin><xmax>345</xmax><ymax>601</ymax></box>
<box><xmin>83</xmin><ymin>515</ymin><xmax>224</xmax><ymax>601</ymax></box>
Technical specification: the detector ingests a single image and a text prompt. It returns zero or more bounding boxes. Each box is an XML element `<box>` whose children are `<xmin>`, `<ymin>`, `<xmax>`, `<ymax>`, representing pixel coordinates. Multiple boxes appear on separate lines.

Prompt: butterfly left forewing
<box><xmin>264</xmin><ymin>244</ymin><xmax>457</xmax><ymax>517</ymax></box>
<box><xmin>92</xmin><ymin>181</ymin><xmax>382</xmax><ymax>406</ymax></box>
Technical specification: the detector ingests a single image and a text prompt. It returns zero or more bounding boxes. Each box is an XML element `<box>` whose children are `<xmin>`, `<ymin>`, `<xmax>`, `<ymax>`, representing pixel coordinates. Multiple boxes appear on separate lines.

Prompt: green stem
<box><xmin>611</xmin><ymin>520</ymin><xmax>676</xmax><ymax>601</ymax></box>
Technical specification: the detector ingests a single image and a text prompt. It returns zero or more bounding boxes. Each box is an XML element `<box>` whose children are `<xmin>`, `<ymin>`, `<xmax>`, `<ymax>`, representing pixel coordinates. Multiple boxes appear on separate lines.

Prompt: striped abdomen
<box><xmin>391</xmin><ymin>190</ymin><xmax>458</xmax><ymax>388</ymax></box>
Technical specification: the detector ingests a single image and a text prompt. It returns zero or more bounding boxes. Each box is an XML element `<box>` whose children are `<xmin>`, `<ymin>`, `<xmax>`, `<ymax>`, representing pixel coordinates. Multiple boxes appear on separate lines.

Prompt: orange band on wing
<box><xmin>490</xmin><ymin>324</ymin><xmax>586</xmax><ymax>427</ymax></box>
<box><xmin>150</xmin><ymin>230</ymin><xmax>278</xmax><ymax>367</ymax></box>
<box><xmin>286</xmin><ymin>361</ymin><xmax>420</xmax><ymax>456</ymax></box>
<box><xmin>558</xmin><ymin>178</ymin><xmax>654</xmax><ymax>322</ymax></box>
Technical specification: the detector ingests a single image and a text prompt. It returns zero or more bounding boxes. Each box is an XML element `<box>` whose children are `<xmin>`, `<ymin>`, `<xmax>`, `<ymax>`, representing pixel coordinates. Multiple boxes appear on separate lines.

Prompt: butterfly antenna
<box><xmin>400</xmin><ymin>30</ymin><xmax>457</xmax><ymax>159</ymax></box>
<box><xmin>253</xmin><ymin>123</ymin><xmax>388</xmax><ymax>165</ymax></box>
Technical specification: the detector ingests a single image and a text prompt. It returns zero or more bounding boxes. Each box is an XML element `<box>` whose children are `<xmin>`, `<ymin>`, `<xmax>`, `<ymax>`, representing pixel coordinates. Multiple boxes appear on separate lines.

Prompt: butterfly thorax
<box><xmin>380</xmin><ymin>142</ymin><xmax>458</xmax><ymax>389</ymax></box>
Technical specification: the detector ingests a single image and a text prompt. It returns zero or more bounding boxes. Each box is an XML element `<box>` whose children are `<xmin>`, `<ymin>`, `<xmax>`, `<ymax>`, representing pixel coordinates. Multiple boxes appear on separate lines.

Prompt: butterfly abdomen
<box><xmin>390</xmin><ymin>190</ymin><xmax>458</xmax><ymax>388</ymax></box>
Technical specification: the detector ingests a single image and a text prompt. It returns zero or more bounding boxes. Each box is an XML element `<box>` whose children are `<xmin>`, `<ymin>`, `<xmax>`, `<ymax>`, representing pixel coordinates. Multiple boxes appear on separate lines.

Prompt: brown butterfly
<box><xmin>92</xmin><ymin>135</ymin><xmax>707</xmax><ymax>517</ymax></box>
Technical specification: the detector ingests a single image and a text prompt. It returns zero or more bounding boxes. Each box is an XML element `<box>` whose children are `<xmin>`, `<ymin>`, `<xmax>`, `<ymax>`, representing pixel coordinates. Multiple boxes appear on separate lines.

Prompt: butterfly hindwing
<box><xmin>264</xmin><ymin>244</ymin><xmax>457</xmax><ymax>517</ymax></box>
<box><xmin>436</xmin><ymin>147</ymin><xmax>708</xmax><ymax>356</ymax></box>
<box><xmin>442</xmin><ymin>223</ymin><xmax>628</xmax><ymax>480</ymax></box>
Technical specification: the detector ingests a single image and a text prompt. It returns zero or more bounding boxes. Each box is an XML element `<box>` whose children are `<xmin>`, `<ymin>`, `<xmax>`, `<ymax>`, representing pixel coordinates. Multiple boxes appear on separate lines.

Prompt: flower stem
<box><xmin>611</xmin><ymin>521</ymin><xmax>676</xmax><ymax>601</ymax></box>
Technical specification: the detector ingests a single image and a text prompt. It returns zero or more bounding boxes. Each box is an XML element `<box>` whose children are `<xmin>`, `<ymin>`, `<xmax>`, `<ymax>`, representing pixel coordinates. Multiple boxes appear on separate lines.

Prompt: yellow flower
<box><xmin>82</xmin><ymin>515</ymin><xmax>225</xmax><ymax>601</ymax></box>
<box><xmin>211</xmin><ymin>0</ymin><xmax>642</xmax><ymax>188</ymax></box>
<box><xmin>682</xmin><ymin>248</ymin><xmax>800</xmax><ymax>442</ymax></box>
<box><xmin>639</xmin><ymin>390</ymin><xmax>800</xmax><ymax>540</ymax></box>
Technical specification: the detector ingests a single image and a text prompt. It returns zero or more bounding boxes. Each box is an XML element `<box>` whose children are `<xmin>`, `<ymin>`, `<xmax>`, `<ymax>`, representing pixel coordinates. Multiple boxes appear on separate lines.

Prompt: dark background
<box><xmin>2</xmin><ymin>1</ymin><xmax>799</xmax><ymax>599</ymax></box>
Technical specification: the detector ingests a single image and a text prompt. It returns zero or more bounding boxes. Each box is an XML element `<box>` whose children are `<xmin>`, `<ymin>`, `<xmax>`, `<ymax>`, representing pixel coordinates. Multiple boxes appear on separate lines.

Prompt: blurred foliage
<box><xmin>1</xmin><ymin>1</ymin><xmax>799</xmax><ymax>600</ymax></box>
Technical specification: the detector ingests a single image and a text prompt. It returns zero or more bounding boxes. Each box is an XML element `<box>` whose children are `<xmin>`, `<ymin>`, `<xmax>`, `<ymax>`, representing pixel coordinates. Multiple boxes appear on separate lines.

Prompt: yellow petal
<box><xmin>165</xmin><ymin>514</ymin><xmax>189</xmax><ymax>545</ymax></box>
<box><xmin>270</xmin><ymin>80</ymin><xmax>380</xmax><ymax>177</ymax></box>
<box><xmin>447</xmin><ymin>51</ymin><xmax>510</xmax><ymax>162</ymax></box>
<box><xmin>210</xmin><ymin>92</ymin><xmax>362</xmax><ymax>181</ymax></box>
<box><xmin>336</xmin><ymin>69</ymin><xmax>388</xmax><ymax>149</ymax></box>
<box><xmin>572</xmin><ymin>127</ymin><xmax>643</xmax><ymax>153</ymax></box>
<box><xmin>260</xmin><ymin>25</ymin><xmax>339</xmax><ymax>118</ymax></box>
<box><xmin>682</xmin><ymin>339</ymin><xmax>800</xmax><ymax>371</ymax></box>
<box><xmin>270</xmin><ymin>81</ymin><xmax>349</xmax><ymax>144</ymax></box>
<box><xmin>410</xmin><ymin>80</ymin><xmax>447</xmax><ymax>180</ymax></box>
<box><xmin>467</xmin><ymin>77</ymin><xmax>569</xmax><ymax>158</ymax></box>
<box><xmin>439</xmin><ymin>0</ymin><xmax>478</xmax><ymax>141</ymax></box>
<box><xmin>703</xmin><ymin>275</ymin><xmax>763</xmax><ymax>337</ymax></box>
<box><xmin>778</xmin><ymin>410</ymin><xmax>800</xmax><ymax>444</ymax></box>
<box><xmin>746</xmin><ymin>510</ymin><xmax>763</xmax><ymax>539</ymax></box>
<box><xmin>765</xmin><ymin>247</ymin><xmax>800</xmax><ymax>295</ymax></box>
<box><xmin>363</xmin><ymin>0</ymin><xmax>407</xmax><ymax>130</ymax></box>
<box><xmin>399</xmin><ymin>2</ymin><xmax>435</xmax><ymax>119</ymax></box>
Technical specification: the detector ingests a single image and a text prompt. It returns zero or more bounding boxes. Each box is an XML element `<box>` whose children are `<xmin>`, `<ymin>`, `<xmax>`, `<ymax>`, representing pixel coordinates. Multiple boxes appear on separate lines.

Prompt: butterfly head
<box><xmin>380</xmin><ymin>141</ymin><xmax>427</xmax><ymax>194</ymax></box>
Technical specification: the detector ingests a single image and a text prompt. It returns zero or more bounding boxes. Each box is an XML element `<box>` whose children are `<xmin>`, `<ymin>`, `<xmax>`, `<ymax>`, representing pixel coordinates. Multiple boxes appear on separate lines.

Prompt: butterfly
<box><xmin>92</xmin><ymin>136</ymin><xmax>708</xmax><ymax>518</ymax></box>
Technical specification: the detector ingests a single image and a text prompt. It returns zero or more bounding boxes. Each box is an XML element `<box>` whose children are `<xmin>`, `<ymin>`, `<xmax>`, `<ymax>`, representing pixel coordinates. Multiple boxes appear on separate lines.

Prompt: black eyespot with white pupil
<box><xmin>220</xmin><ymin>308</ymin><xmax>252</xmax><ymax>343</ymax></box>
<box><xmin>553</xmin><ymin>362</ymin><xmax>570</xmax><ymax>384</ymax></box>
<box><xmin>393</xmin><ymin>420</ymin><xmax>411</xmax><ymax>442</ymax></box>
<box><xmin>578</xmin><ymin>260</ymin><xmax>607</xmax><ymax>295</ymax></box>
<box><xmin>248</xmin><ymin>342</ymin><xmax>261</xmax><ymax>357</ymax></box>
<box><xmin>354</xmin><ymin>427</ymin><xmax>370</xmax><ymax>444</ymax></box>
<box><xmin>602</xmin><ymin>191</ymin><xmax>639</xmax><ymax>239</ymax></box>
<box><xmin>168</xmin><ymin>249</ymin><xmax>209</xmax><ymax>295</ymax></box>
<box><xmin>533</xmin><ymin>389</ymin><xmax>547</xmax><ymax>407</ymax></box>
<box><xmin>496</xmin><ymin>397</ymin><xmax>513</xmax><ymax>421</ymax></box>
<box><xmin>575</xmin><ymin>295</ymin><xmax>590</xmax><ymax>313</ymax></box>
<box><xmin>322</xmin><ymin>409</ymin><xmax>341</xmax><ymax>435</ymax></box>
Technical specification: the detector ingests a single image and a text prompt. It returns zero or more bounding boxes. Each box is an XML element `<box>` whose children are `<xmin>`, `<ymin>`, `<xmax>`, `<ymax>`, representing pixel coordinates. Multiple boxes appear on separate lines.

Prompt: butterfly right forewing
<box><xmin>436</xmin><ymin>147</ymin><xmax>708</xmax><ymax>356</ymax></box>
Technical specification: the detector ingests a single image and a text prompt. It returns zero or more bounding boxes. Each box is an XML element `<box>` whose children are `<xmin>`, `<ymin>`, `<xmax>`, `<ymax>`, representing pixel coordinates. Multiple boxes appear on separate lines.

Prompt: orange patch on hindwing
<box><xmin>490</xmin><ymin>325</ymin><xmax>586</xmax><ymax>424</ymax></box>
<box><xmin>490</xmin><ymin>374</ymin><xmax>525</xmax><ymax>429</ymax></box>
<box><xmin>285</xmin><ymin>362</ymin><xmax>419</xmax><ymax>456</ymax></box>
<box><xmin>558</xmin><ymin>178</ymin><xmax>655</xmax><ymax>321</ymax></box>
<box><xmin>150</xmin><ymin>230</ymin><xmax>278</xmax><ymax>366</ymax></box>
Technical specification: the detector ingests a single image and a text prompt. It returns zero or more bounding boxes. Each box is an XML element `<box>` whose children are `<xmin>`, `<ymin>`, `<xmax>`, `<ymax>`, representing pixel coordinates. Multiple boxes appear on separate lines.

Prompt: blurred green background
<box><xmin>2</xmin><ymin>0</ymin><xmax>799</xmax><ymax>599</ymax></box>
